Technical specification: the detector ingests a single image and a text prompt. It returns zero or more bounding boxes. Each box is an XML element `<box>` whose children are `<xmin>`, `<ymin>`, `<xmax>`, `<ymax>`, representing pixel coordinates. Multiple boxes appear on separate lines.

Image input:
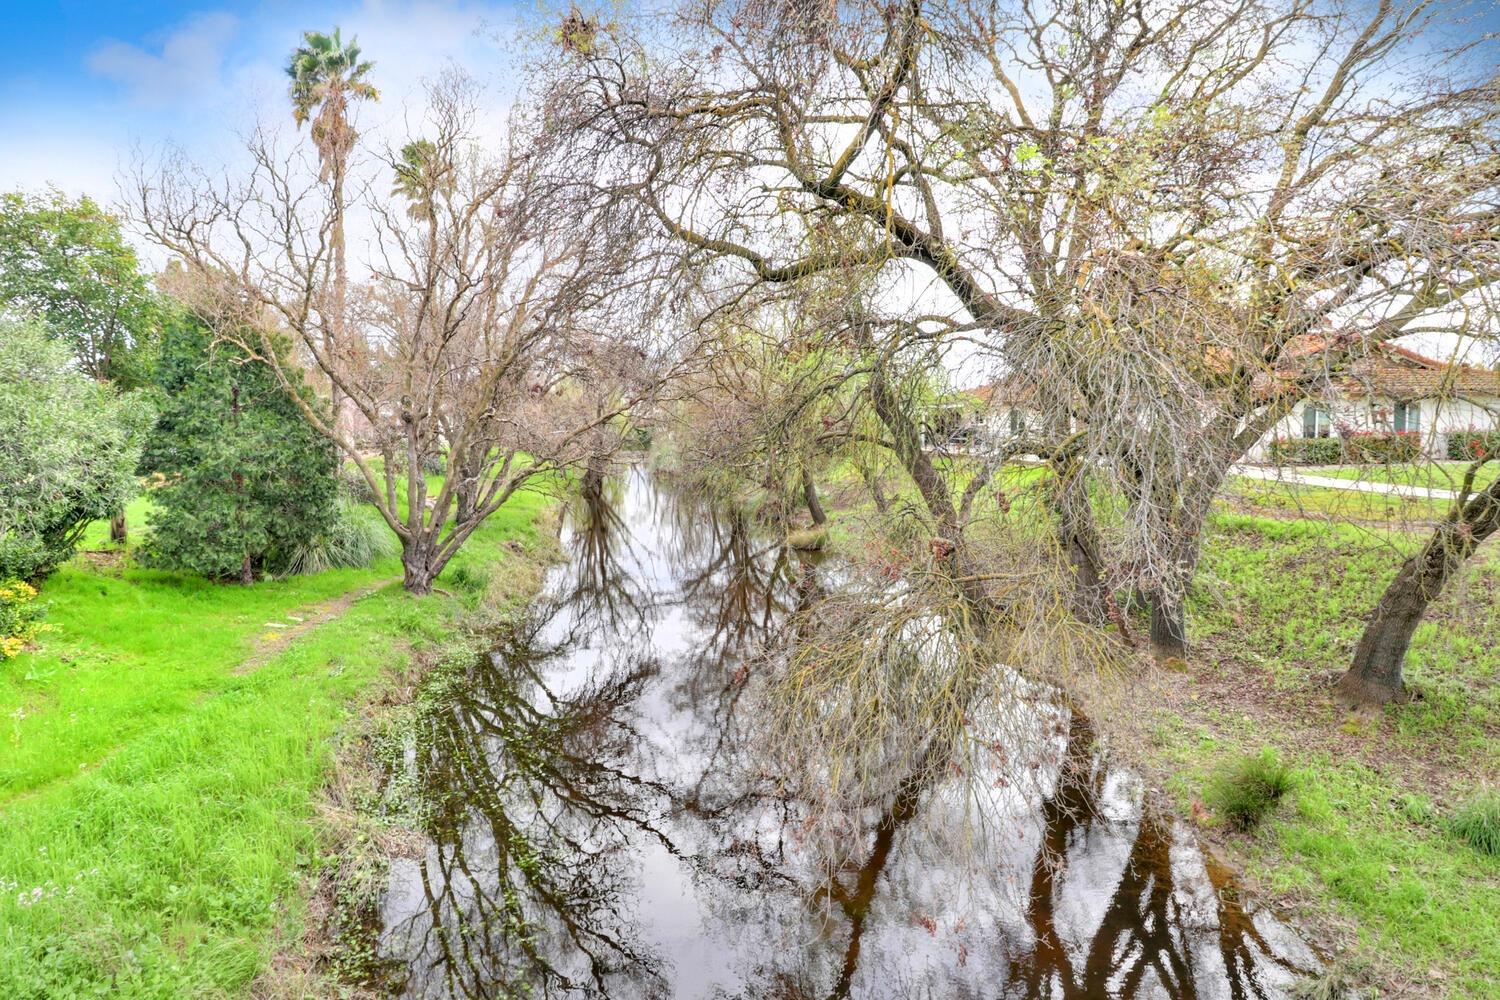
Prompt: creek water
<box><xmin>377</xmin><ymin>465</ymin><xmax>1318</xmax><ymax>999</ymax></box>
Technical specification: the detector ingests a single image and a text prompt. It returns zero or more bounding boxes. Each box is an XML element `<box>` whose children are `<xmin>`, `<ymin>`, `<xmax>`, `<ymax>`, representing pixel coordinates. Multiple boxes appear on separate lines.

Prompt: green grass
<box><xmin>1302</xmin><ymin>461</ymin><xmax>1499</xmax><ymax>492</ymax></box>
<box><xmin>1203</xmin><ymin>748</ymin><xmax>1295</xmax><ymax>830</ymax></box>
<box><xmin>1149</xmin><ymin>510</ymin><xmax>1500</xmax><ymax>998</ymax></box>
<box><xmin>1449</xmin><ymin>792</ymin><xmax>1500</xmax><ymax>857</ymax></box>
<box><xmin>0</xmin><ymin>484</ymin><xmax>554</xmax><ymax>998</ymax></box>
<box><xmin>1221</xmin><ymin>476</ymin><xmax>1451</xmax><ymax>522</ymax></box>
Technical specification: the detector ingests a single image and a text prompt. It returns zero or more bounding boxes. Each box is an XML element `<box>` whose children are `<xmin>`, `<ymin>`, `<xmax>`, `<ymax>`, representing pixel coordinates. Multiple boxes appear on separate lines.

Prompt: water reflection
<box><xmin>380</xmin><ymin>466</ymin><xmax>1317</xmax><ymax>998</ymax></box>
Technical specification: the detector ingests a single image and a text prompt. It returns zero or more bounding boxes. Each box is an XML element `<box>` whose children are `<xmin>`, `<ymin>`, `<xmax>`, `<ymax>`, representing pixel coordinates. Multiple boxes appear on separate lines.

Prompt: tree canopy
<box><xmin>0</xmin><ymin>189</ymin><xmax>160</xmax><ymax>387</ymax></box>
<box><xmin>0</xmin><ymin>319</ymin><xmax>152</xmax><ymax>581</ymax></box>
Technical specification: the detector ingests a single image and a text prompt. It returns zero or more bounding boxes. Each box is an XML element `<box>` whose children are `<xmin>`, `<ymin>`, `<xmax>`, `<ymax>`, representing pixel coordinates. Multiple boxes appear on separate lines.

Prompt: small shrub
<box><xmin>273</xmin><ymin>499</ymin><xmax>398</xmax><ymax>576</ymax></box>
<box><xmin>1204</xmin><ymin>749</ymin><xmax>1295</xmax><ymax>831</ymax></box>
<box><xmin>1341</xmin><ymin>429</ymin><xmax>1421</xmax><ymax>463</ymax></box>
<box><xmin>1269</xmin><ymin>436</ymin><xmax>1343</xmax><ymax>465</ymax></box>
<box><xmin>1446</xmin><ymin>428</ymin><xmax>1500</xmax><ymax>461</ymax></box>
<box><xmin>1448</xmin><ymin>791</ymin><xmax>1500</xmax><ymax>856</ymax></box>
<box><xmin>0</xmin><ymin>580</ymin><xmax>48</xmax><ymax>660</ymax></box>
<box><xmin>339</xmin><ymin>467</ymin><xmax>378</xmax><ymax>504</ymax></box>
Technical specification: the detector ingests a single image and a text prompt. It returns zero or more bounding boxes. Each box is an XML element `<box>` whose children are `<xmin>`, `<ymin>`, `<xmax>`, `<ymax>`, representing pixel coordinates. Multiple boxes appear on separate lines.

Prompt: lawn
<box><xmin>1299</xmin><ymin>460</ymin><xmax>1499</xmax><ymax>493</ymax></box>
<box><xmin>1220</xmin><ymin>474</ymin><xmax>1452</xmax><ymax>522</ymax></box>
<box><xmin>0</xmin><ymin>484</ymin><xmax>556</xmax><ymax>998</ymax></box>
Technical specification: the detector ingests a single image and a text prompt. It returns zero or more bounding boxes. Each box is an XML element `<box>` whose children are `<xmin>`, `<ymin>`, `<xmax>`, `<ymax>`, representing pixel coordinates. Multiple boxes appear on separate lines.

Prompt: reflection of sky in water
<box><xmin>379</xmin><ymin>465</ymin><xmax>1318</xmax><ymax>998</ymax></box>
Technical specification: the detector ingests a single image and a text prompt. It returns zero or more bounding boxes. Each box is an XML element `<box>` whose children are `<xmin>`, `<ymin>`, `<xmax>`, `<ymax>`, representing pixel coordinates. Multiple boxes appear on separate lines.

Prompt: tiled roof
<box><xmin>1266</xmin><ymin>337</ymin><xmax>1500</xmax><ymax>401</ymax></box>
<box><xmin>1337</xmin><ymin>346</ymin><xmax>1500</xmax><ymax>400</ymax></box>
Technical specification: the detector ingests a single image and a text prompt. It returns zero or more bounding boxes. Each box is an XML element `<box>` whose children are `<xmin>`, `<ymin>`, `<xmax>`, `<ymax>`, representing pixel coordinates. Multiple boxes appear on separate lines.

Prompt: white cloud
<box><xmin>86</xmin><ymin>12</ymin><xmax>239</xmax><ymax>106</ymax></box>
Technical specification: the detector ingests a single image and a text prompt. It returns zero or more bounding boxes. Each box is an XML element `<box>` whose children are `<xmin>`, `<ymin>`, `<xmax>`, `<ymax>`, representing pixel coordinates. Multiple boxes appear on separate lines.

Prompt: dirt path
<box><xmin>234</xmin><ymin>581</ymin><xmax>394</xmax><ymax>675</ymax></box>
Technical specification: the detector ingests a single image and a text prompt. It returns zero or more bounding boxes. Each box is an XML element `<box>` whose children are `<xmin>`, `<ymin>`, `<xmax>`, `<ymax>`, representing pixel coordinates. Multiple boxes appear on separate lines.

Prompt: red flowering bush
<box><xmin>1447</xmin><ymin>428</ymin><xmax>1500</xmax><ymax>461</ymax></box>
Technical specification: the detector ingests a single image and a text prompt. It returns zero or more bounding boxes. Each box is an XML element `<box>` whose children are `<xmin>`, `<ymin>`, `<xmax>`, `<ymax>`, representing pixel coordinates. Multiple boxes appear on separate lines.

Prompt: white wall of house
<box><xmin>1244</xmin><ymin>394</ymin><xmax>1500</xmax><ymax>462</ymax></box>
<box><xmin>977</xmin><ymin>406</ymin><xmax>1046</xmax><ymax>446</ymax></box>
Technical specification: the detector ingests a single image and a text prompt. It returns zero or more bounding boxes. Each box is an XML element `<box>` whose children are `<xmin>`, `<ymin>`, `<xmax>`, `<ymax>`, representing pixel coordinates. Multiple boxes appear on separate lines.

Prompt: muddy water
<box><xmin>377</xmin><ymin>466</ymin><xmax>1317</xmax><ymax>999</ymax></box>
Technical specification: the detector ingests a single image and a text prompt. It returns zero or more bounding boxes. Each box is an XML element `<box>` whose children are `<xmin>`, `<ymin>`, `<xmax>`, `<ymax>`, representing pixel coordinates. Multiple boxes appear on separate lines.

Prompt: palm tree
<box><xmin>391</xmin><ymin>139</ymin><xmax>449</xmax><ymax>221</ymax></box>
<box><xmin>286</xmin><ymin>28</ymin><xmax>377</xmax><ymax>422</ymax></box>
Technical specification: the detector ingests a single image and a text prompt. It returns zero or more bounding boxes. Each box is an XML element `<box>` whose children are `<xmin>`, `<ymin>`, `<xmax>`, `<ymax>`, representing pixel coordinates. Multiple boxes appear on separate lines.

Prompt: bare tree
<box><xmin>542</xmin><ymin>0</ymin><xmax>1499</xmax><ymax>657</ymax></box>
<box><xmin>134</xmin><ymin>78</ymin><xmax>666</xmax><ymax>593</ymax></box>
<box><xmin>1337</xmin><ymin>455</ymin><xmax>1500</xmax><ymax>705</ymax></box>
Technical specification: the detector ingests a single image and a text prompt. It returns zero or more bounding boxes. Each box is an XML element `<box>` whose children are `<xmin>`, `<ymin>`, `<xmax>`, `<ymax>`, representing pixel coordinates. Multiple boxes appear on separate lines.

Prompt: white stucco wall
<box><xmin>978</xmin><ymin>406</ymin><xmax>1046</xmax><ymax>446</ymax></box>
<box><xmin>1244</xmin><ymin>394</ymin><xmax>1500</xmax><ymax>462</ymax></box>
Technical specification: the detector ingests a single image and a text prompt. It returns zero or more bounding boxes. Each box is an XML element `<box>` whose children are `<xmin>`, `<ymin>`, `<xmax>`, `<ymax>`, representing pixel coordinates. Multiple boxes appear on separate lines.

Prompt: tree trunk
<box><xmin>240</xmin><ymin>553</ymin><xmax>255</xmax><ymax>586</ymax></box>
<box><xmin>1052</xmin><ymin>463</ymin><xmax>1110</xmax><ymax>626</ymax></box>
<box><xmin>109</xmin><ymin>511</ymin><xmax>127</xmax><ymax>545</ymax></box>
<box><xmin>1337</xmin><ymin>470</ymin><xmax>1499</xmax><ymax>706</ymax></box>
<box><xmin>402</xmin><ymin>541</ymin><xmax>436</xmax><ymax>596</ymax></box>
<box><xmin>454</xmin><ymin>449</ymin><xmax>476</xmax><ymax>527</ymax></box>
<box><xmin>801</xmin><ymin>467</ymin><xmax>827</xmax><ymax>526</ymax></box>
<box><xmin>1063</xmin><ymin>527</ymin><xmax>1110</xmax><ymax>626</ymax></box>
<box><xmin>1147</xmin><ymin>590</ymin><xmax>1187</xmax><ymax>660</ymax></box>
<box><xmin>329</xmin><ymin>160</ymin><xmax>347</xmax><ymax>429</ymax></box>
<box><xmin>859</xmin><ymin>463</ymin><xmax>891</xmax><ymax>515</ymax></box>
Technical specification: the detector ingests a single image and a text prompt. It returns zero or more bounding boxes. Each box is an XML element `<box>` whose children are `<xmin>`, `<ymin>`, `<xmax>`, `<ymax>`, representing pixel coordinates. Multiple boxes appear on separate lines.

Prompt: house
<box><xmin>955</xmin><ymin>341</ymin><xmax>1498</xmax><ymax>462</ymax></box>
<box><xmin>1245</xmin><ymin>342</ymin><xmax>1500</xmax><ymax>462</ymax></box>
<box><xmin>963</xmin><ymin>375</ymin><xmax>1051</xmax><ymax>448</ymax></box>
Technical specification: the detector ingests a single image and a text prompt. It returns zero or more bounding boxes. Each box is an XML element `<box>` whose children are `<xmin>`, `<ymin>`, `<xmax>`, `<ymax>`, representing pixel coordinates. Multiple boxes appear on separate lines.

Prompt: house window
<box><xmin>1303</xmin><ymin>404</ymin><xmax>1332</xmax><ymax>438</ymax></box>
<box><xmin>1394</xmin><ymin>400</ymin><xmax>1421</xmax><ymax>434</ymax></box>
<box><xmin>1008</xmin><ymin>408</ymin><xmax>1025</xmax><ymax>437</ymax></box>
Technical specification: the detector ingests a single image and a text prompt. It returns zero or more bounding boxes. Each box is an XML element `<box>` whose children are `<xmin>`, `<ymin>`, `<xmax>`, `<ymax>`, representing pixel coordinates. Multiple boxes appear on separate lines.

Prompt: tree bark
<box><xmin>1051</xmin><ymin>461</ymin><xmax>1111</xmax><ymax>626</ymax></box>
<box><xmin>453</xmin><ymin>443</ymin><xmax>480</xmax><ymax>526</ymax></box>
<box><xmin>110</xmin><ymin>511</ymin><xmax>127</xmax><ymax>545</ymax></box>
<box><xmin>240</xmin><ymin>553</ymin><xmax>255</xmax><ymax>586</ymax></box>
<box><xmin>1337</xmin><ymin>469</ymin><xmax>1499</xmax><ymax>706</ymax></box>
<box><xmin>859</xmin><ymin>463</ymin><xmax>891</xmax><ymax>515</ymax></box>
<box><xmin>401</xmin><ymin>539</ymin><xmax>436</xmax><ymax>596</ymax></box>
<box><xmin>1147</xmin><ymin>591</ymin><xmax>1187</xmax><ymax>660</ymax></box>
<box><xmin>328</xmin><ymin>157</ymin><xmax>348</xmax><ymax>429</ymax></box>
<box><xmin>801</xmin><ymin>467</ymin><xmax>827</xmax><ymax>526</ymax></box>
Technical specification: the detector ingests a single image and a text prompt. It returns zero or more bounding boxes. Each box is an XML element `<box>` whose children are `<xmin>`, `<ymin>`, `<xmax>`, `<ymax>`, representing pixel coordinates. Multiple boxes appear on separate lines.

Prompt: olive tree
<box><xmin>543</xmin><ymin>0</ymin><xmax>1500</xmax><ymax>657</ymax></box>
<box><xmin>0</xmin><ymin>319</ymin><xmax>152</xmax><ymax>582</ymax></box>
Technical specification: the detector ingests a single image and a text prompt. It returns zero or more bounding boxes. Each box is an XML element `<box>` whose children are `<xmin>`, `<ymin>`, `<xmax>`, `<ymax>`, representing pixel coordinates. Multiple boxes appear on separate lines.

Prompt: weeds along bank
<box><xmin>1120</xmin><ymin>512</ymin><xmax>1500</xmax><ymax>1000</ymax></box>
<box><xmin>0</xmin><ymin>489</ymin><xmax>558</xmax><ymax>999</ymax></box>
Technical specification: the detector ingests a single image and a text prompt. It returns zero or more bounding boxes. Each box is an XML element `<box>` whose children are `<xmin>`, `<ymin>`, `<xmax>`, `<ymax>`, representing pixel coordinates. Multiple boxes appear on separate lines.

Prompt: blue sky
<box><xmin>0</xmin><ymin>1</ymin><xmax>532</xmax><ymax>199</ymax></box>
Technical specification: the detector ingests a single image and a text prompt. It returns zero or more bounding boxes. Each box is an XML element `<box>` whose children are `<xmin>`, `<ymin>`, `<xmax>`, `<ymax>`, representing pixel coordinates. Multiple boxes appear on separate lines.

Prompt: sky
<box><xmin>1</xmin><ymin>0</ymin><xmax>1494</xmax><ymax>369</ymax></box>
<box><xmin>0</xmin><ymin>1</ymin><xmax>535</xmax><ymax>201</ymax></box>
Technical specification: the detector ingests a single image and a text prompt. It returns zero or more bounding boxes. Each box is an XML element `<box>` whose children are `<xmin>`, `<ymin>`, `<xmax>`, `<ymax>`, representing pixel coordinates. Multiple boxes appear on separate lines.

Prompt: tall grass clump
<box><xmin>1205</xmin><ymin>749</ymin><xmax>1295</xmax><ymax>831</ymax></box>
<box><xmin>441</xmin><ymin>562</ymin><xmax>489</xmax><ymax>600</ymax></box>
<box><xmin>1448</xmin><ymin>791</ymin><xmax>1500</xmax><ymax>856</ymax></box>
<box><xmin>275</xmin><ymin>499</ymin><xmax>398</xmax><ymax>577</ymax></box>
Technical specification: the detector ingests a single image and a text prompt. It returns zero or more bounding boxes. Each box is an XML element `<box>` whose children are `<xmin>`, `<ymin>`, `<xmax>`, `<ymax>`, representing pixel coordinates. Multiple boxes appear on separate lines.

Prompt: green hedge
<box><xmin>1269</xmin><ymin>437</ymin><xmax>1343</xmax><ymax>465</ymax></box>
<box><xmin>1270</xmin><ymin>431</ymin><xmax>1424</xmax><ymax>465</ymax></box>
<box><xmin>1447</xmin><ymin>429</ymin><xmax>1500</xmax><ymax>461</ymax></box>
<box><xmin>1343</xmin><ymin>430</ymin><xmax>1421</xmax><ymax>463</ymax></box>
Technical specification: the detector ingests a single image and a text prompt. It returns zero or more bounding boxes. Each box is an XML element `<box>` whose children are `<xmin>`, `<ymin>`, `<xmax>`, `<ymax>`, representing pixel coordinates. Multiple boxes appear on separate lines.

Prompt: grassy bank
<box><xmin>1128</xmin><ymin>511</ymin><xmax>1500</xmax><ymax>999</ymax></box>
<box><xmin>0</xmin><ymin>488</ymin><xmax>556</xmax><ymax>998</ymax></box>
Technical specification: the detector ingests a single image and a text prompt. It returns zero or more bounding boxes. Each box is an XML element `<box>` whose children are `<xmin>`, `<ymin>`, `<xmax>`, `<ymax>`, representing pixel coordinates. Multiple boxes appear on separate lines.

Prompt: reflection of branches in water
<box><xmin>383</xmin><ymin>468</ymin><xmax>1319</xmax><ymax>1000</ymax></box>
<box><xmin>657</xmin><ymin>485</ymin><xmax>809</xmax><ymax>656</ymax></box>
<box><xmin>389</xmin><ymin>629</ymin><xmax>679</xmax><ymax>998</ymax></box>
<box><xmin>556</xmin><ymin>484</ymin><xmax>650</xmax><ymax>637</ymax></box>
<box><xmin>1007</xmin><ymin>714</ymin><xmax>1315</xmax><ymax>1000</ymax></box>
